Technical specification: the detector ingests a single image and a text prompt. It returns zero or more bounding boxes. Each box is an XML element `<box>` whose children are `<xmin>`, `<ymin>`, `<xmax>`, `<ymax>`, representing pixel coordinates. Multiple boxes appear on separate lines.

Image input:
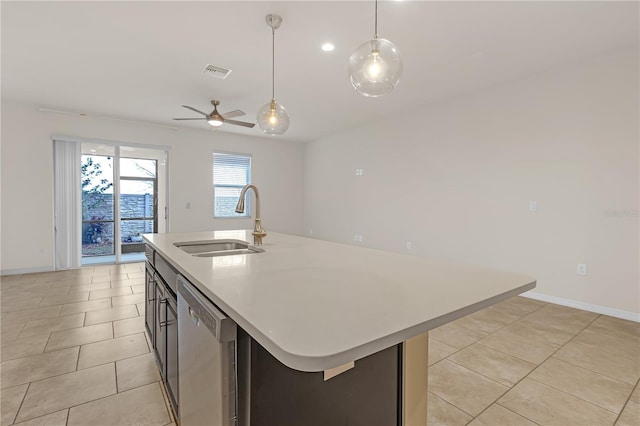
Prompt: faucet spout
<box><xmin>235</xmin><ymin>184</ymin><xmax>267</xmax><ymax>245</ymax></box>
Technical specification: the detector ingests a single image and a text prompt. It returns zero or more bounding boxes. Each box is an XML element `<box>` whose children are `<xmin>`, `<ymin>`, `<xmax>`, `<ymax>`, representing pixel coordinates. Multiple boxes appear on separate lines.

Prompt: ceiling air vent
<box><xmin>203</xmin><ymin>64</ymin><xmax>232</xmax><ymax>79</ymax></box>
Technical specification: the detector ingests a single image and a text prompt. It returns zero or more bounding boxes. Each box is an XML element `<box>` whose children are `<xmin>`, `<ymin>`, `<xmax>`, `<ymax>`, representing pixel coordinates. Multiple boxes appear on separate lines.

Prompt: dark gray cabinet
<box><xmin>144</xmin><ymin>248</ymin><xmax>179</xmax><ymax>418</ymax></box>
<box><xmin>165</xmin><ymin>287</ymin><xmax>179</xmax><ymax>412</ymax></box>
<box><xmin>237</xmin><ymin>329</ymin><xmax>400</xmax><ymax>426</ymax></box>
<box><xmin>144</xmin><ymin>263</ymin><xmax>155</xmax><ymax>345</ymax></box>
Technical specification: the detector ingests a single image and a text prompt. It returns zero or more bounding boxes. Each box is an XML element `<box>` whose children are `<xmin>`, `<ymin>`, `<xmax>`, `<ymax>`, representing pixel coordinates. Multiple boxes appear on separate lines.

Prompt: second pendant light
<box><xmin>257</xmin><ymin>14</ymin><xmax>290</xmax><ymax>135</ymax></box>
<box><xmin>349</xmin><ymin>0</ymin><xmax>403</xmax><ymax>97</ymax></box>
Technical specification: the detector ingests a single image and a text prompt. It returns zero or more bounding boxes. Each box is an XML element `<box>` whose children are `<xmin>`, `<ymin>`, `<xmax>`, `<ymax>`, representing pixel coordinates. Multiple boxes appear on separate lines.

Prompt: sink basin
<box><xmin>174</xmin><ymin>239</ymin><xmax>265</xmax><ymax>257</ymax></box>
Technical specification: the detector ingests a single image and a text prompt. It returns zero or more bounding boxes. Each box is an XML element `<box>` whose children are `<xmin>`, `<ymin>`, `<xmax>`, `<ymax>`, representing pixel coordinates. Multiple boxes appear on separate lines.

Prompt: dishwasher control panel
<box><xmin>177</xmin><ymin>276</ymin><xmax>237</xmax><ymax>343</ymax></box>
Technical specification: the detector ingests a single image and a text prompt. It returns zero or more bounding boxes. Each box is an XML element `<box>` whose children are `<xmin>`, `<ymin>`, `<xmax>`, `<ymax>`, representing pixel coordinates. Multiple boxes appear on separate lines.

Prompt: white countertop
<box><xmin>143</xmin><ymin>230</ymin><xmax>535</xmax><ymax>372</ymax></box>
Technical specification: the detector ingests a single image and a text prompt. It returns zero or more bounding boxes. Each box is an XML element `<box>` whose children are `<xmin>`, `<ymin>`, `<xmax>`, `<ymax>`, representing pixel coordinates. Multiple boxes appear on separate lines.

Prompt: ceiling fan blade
<box><xmin>220</xmin><ymin>109</ymin><xmax>245</xmax><ymax>119</ymax></box>
<box><xmin>224</xmin><ymin>119</ymin><xmax>256</xmax><ymax>128</ymax></box>
<box><xmin>173</xmin><ymin>117</ymin><xmax>207</xmax><ymax>120</ymax></box>
<box><xmin>181</xmin><ymin>105</ymin><xmax>209</xmax><ymax>116</ymax></box>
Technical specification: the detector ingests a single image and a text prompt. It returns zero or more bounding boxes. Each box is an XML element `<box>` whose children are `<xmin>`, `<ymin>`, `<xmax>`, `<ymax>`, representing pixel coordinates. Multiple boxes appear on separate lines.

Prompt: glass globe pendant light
<box><xmin>257</xmin><ymin>14</ymin><xmax>290</xmax><ymax>135</ymax></box>
<box><xmin>349</xmin><ymin>0</ymin><xmax>403</xmax><ymax>97</ymax></box>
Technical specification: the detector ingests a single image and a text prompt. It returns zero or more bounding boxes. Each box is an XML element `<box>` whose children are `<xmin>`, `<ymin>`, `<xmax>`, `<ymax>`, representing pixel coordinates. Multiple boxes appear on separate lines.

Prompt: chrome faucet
<box><xmin>235</xmin><ymin>184</ymin><xmax>267</xmax><ymax>245</ymax></box>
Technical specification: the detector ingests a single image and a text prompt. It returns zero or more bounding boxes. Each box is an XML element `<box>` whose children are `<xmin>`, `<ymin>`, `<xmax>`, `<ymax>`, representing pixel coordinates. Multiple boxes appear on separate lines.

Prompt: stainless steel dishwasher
<box><xmin>177</xmin><ymin>275</ymin><xmax>238</xmax><ymax>426</ymax></box>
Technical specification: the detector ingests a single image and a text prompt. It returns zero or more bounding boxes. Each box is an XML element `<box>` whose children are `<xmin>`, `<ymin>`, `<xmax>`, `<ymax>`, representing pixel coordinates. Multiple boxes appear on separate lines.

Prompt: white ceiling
<box><xmin>2</xmin><ymin>1</ymin><xmax>638</xmax><ymax>142</ymax></box>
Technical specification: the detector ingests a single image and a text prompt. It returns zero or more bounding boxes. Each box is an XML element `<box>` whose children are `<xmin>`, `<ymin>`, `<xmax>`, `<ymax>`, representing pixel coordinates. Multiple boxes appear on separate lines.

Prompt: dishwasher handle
<box><xmin>177</xmin><ymin>275</ymin><xmax>237</xmax><ymax>343</ymax></box>
<box><xmin>188</xmin><ymin>306</ymin><xmax>200</xmax><ymax>326</ymax></box>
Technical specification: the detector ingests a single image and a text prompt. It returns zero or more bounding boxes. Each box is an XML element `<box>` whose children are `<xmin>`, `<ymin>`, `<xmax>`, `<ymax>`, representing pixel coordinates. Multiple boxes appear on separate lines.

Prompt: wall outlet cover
<box><xmin>577</xmin><ymin>263</ymin><xmax>587</xmax><ymax>275</ymax></box>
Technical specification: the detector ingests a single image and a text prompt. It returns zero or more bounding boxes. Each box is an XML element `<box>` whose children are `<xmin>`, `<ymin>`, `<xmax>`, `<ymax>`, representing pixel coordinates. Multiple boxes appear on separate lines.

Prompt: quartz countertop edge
<box><xmin>143</xmin><ymin>230</ymin><xmax>536</xmax><ymax>372</ymax></box>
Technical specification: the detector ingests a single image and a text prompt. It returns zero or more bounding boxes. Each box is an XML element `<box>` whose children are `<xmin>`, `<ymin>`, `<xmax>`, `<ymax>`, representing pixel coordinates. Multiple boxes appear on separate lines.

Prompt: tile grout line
<box><xmin>612</xmin><ymin>377</ymin><xmax>640</xmax><ymax>425</ymax></box>
<box><xmin>472</xmin><ymin>313</ymin><xmax>604</xmax><ymax>424</ymax></box>
<box><xmin>441</xmin><ymin>301</ymin><xmax>594</xmax><ymax>425</ymax></box>
<box><xmin>427</xmin><ymin>303</ymin><xmax>548</xmax><ymax>368</ymax></box>
<box><xmin>468</xmin><ymin>307</ymin><xmax>599</xmax><ymax>368</ymax></box>
<box><xmin>2</xmin><ymin>348</ymin><xmax>94</xmax><ymax>392</ymax></box>
<box><xmin>18</xmin><ymin>366</ymin><xmax>119</xmax><ymax>425</ymax></box>
<box><xmin>432</xmin><ymin>300</ymin><xmax>549</xmax><ymax>365</ymax></box>
<box><xmin>526</xmin><ymin>375</ymin><xmax>623</xmax><ymax>415</ymax></box>
<box><xmin>443</xmin><ymin>301</ymin><xmax>550</xmax><ymax>356</ymax></box>
<box><xmin>42</xmin><ymin>327</ymin><xmax>55</xmax><ymax>354</ymax></box>
<box><xmin>535</xmin><ymin>314</ymin><xmax>640</xmax><ymax>383</ymax></box>
<box><xmin>491</xmin><ymin>403</ymin><xmax>543</xmax><ymax>426</ymax></box>
<box><xmin>114</xmin><ymin>360</ymin><xmax>119</xmax><ymax>393</ymax></box>
<box><xmin>434</xmin><ymin>301</ymin><xmax>550</xmax><ymax>423</ymax></box>
<box><xmin>75</xmin><ymin>343</ymin><xmax>81</xmax><ymax>371</ymax></box>
<box><xmin>11</xmin><ymin>382</ymin><xmax>31</xmax><ymax>425</ymax></box>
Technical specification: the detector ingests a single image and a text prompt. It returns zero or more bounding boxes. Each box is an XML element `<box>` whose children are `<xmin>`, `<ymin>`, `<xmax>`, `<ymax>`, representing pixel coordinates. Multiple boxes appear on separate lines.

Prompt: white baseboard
<box><xmin>1</xmin><ymin>266</ymin><xmax>54</xmax><ymax>276</ymax></box>
<box><xmin>522</xmin><ymin>291</ymin><xmax>640</xmax><ymax>323</ymax></box>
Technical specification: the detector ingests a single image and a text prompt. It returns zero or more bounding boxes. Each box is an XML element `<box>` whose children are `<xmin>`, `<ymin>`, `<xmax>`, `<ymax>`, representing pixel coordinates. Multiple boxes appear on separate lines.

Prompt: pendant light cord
<box><xmin>271</xmin><ymin>27</ymin><xmax>275</xmax><ymax>101</ymax></box>
<box><xmin>374</xmin><ymin>0</ymin><xmax>378</xmax><ymax>38</ymax></box>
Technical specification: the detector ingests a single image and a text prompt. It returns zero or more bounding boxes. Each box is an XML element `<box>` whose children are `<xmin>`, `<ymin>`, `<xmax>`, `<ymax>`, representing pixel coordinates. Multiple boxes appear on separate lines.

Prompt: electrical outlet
<box><xmin>529</xmin><ymin>201</ymin><xmax>537</xmax><ymax>212</ymax></box>
<box><xmin>577</xmin><ymin>263</ymin><xmax>587</xmax><ymax>275</ymax></box>
<box><xmin>406</xmin><ymin>241</ymin><xmax>412</xmax><ymax>250</ymax></box>
<box><xmin>353</xmin><ymin>234</ymin><xmax>363</xmax><ymax>242</ymax></box>
<box><xmin>355</xmin><ymin>168</ymin><xmax>364</xmax><ymax>176</ymax></box>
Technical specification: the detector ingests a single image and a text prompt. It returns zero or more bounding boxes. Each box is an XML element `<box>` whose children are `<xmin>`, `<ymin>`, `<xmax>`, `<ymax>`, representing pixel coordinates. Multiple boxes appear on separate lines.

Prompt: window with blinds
<box><xmin>213</xmin><ymin>152</ymin><xmax>251</xmax><ymax>217</ymax></box>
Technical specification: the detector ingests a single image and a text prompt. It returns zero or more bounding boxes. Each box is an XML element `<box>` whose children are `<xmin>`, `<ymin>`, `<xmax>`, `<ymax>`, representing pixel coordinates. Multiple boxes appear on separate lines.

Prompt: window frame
<box><xmin>213</xmin><ymin>151</ymin><xmax>252</xmax><ymax>218</ymax></box>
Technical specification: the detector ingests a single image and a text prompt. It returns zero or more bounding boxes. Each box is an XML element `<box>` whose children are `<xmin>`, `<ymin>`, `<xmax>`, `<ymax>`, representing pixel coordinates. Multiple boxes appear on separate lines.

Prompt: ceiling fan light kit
<box><xmin>257</xmin><ymin>13</ymin><xmax>290</xmax><ymax>135</ymax></box>
<box><xmin>173</xmin><ymin>100</ymin><xmax>255</xmax><ymax>128</ymax></box>
<box><xmin>349</xmin><ymin>0</ymin><xmax>403</xmax><ymax>97</ymax></box>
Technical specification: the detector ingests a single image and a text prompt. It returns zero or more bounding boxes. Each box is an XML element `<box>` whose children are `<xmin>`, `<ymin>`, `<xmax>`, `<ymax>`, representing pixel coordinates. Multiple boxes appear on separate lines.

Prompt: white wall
<box><xmin>304</xmin><ymin>47</ymin><xmax>639</xmax><ymax>316</ymax></box>
<box><xmin>1</xmin><ymin>100</ymin><xmax>304</xmax><ymax>272</ymax></box>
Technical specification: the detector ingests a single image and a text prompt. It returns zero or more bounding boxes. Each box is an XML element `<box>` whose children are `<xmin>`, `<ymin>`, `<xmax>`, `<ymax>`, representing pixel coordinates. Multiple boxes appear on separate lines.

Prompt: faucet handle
<box><xmin>253</xmin><ymin>233</ymin><xmax>265</xmax><ymax>245</ymax></box>
<box><xmin>252</xmin><ymin>218</ymin><xmax>267</xmax><ymax>245</ymax></box>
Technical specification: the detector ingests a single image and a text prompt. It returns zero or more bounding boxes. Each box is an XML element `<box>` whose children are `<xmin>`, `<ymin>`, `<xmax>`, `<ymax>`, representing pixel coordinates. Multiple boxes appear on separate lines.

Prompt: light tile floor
<box><xmin>1</xmin><ymin>263</ymin><xmax>174</xmax><ymax>426</ymax></box>
<box><xmin>1</xmin><ymin>263</ymin><xmax>638</xmax><ymax>425</ymax></box>
<box><xmin>429</xmin><ymin>296</ymin><xmax>640</xmax><ymax>426</ymax></box>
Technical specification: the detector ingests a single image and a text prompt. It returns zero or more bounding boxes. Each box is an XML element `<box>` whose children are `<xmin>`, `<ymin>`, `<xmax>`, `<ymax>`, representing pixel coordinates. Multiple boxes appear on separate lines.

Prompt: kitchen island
<box><xmin>143</xmin><ymin>230</ymin><xmax>535</xmax><ymax>426</ymax></box>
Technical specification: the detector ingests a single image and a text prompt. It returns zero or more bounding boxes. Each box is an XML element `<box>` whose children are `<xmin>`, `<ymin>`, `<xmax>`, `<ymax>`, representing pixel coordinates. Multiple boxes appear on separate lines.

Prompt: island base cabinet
<box><xmin>144</xmin><ymin>263</ymin><xmax>155</xmax><ymax>345</ymax></box>
<box><xmin>145</xmin><ymin>249</ymin><xmax>179</xmax><ymax>419</ymax></box>
<box><xmin>238</xmin><ymin>330</ymin><xmax>401</xmax><ymax>426</ymax></box>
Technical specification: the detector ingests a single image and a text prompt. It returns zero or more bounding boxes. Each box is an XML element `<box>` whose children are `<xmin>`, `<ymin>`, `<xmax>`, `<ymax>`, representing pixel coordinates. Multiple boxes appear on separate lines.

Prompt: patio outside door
<box><xmin>81</xmin><ymin>144</ymin><xmax>166</xmax><ymax>265</ymax></box>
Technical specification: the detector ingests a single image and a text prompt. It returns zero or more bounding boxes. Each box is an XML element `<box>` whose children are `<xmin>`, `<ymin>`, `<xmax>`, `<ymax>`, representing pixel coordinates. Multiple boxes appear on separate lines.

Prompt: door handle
<box><xmin>157</xmin><ymin>298</ymin><xmax>166</xmax><ymax>321</ymax></box>
<box><xmin>146</xmin><ymin>277</ymin><xmax>156</xmax><ymax>303</ymax></box>
<box><xmin>158</xmin><ymin>298</ymin><xmax>167</xmax><ymax>328</ymax></box>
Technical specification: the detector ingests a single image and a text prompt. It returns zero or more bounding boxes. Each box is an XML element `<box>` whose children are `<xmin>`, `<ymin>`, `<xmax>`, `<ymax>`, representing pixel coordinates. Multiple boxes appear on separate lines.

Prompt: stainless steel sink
<box><xmin>174</xmin><ymin>239</ymin><xmax>265</xmax><ymax>257</ymax></box>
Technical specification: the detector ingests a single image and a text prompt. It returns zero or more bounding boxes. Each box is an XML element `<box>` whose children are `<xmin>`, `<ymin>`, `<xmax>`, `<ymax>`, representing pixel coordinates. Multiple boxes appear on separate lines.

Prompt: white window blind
<box><xmin>53</xmin><ymin>139</ymin><xmax>82</xmax><ymax>269</ymax></box>
<box><xmin>213</xmin><ymin>153</ymin><xmax>251</xmax><ymax>217</ymax></box>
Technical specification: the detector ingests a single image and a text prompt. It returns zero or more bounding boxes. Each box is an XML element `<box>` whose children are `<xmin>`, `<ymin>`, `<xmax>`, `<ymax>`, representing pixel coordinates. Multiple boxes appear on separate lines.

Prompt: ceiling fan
<box><xmin>173</xmin><ymin>100</ymin><xmax>255</xmax><ymax>128</ymax></box>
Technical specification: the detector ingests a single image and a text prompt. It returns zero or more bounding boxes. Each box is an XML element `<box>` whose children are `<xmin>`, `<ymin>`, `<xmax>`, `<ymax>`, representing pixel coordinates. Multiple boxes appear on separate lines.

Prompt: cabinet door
<box><xmin>166</xmin><ymin>295</ymin><xmax>179</xmax><ymax>415</ymax></box>
<box><xmin>145</xmin><ymin>265</ymin><xmax>156</xmax><ymax>348</ymax></box>
<box><xmin>154</xmin><ymin>277</ymin><xmax>166</xmax><ymax>378</ymax></box>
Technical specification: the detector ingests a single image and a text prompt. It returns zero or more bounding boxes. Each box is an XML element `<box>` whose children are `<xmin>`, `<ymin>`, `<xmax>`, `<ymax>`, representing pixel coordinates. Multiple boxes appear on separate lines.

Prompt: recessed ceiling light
<box><xmin>321</xmin><ymin>43</ymin><xmax>335</xmax><ymax>52</ymax></box>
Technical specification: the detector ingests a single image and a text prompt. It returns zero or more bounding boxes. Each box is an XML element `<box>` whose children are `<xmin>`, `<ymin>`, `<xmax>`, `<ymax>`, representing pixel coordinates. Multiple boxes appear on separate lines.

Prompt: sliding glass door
<box><xmin>81</xmin><ymin>154</ymin><xmax>115</xmax><ymax>258</ymax></box>
<box><xmin>80</xmin><ymin>144</ymin><xmax>166</xmax><ymax>265</ymax></box>
<box><xmin>119</xmin><ymin>158</ymin><xmax>157</xmax><ymax>256</ymax></box>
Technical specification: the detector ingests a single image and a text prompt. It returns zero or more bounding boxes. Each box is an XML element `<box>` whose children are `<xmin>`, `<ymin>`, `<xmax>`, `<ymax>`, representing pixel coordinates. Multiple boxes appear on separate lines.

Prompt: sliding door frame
<box><xmin>52</xmin><ymin>135</ymin><xmax>170</xmax><ymax>266</ymax></box>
